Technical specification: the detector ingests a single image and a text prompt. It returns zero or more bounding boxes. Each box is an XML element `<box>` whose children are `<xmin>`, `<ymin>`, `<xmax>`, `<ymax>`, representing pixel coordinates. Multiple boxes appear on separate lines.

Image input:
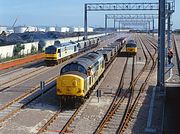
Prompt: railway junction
<box><xmin>0</xmin><ymin>1</ymin><xmax>179</xmax><ymax>134</ymax></box>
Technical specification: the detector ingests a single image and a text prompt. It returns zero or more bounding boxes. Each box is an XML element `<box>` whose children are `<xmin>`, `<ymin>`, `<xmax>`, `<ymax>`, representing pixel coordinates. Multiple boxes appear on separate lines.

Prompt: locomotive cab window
<box><xmin>89</xmin><ymin>77</ymin><xmax>92</xmax><ymax>85</ymax></box>
<box><xmin>127</xmin><ymin>43</ymin><xmax>136</xmax><ymax>48</ymax></box>
<box><xmin>84</xmin><ymin>42</ymin><xmax>87</xmax><ymax>47</ymax></box>
<box><xmin>61</xmin><ymin>63</ymin><xmax>86</xmax><ymax>74</ymax></box>
<box><xmin>58</xmin><ymin>49</ymin><xmax>61</xmax><ymax>53</ymax></box>
<box><xmin>74</xmin><ymin>46</ymin><xmax>77</xmax><ymax>52</ymax></box>
<box><xmin>45</xmin><ymin>46</ymin><xmax>56</xmax><ymax>54</ymax></box>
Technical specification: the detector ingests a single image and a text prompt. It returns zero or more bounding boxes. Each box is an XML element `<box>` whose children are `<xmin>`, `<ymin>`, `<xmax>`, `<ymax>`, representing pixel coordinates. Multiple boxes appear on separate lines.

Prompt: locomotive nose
<box><xmin>56</xmin><ymin>74</ymin><xmax>84</xmax><ymax>96</ymax></box>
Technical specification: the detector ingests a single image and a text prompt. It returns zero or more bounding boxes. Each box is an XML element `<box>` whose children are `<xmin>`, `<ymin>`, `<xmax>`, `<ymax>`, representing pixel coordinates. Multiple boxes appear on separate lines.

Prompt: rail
<box><xmin>117</xmin><ymin>34</ymin><xmax>157</xmax><ymax>133</ymax></box>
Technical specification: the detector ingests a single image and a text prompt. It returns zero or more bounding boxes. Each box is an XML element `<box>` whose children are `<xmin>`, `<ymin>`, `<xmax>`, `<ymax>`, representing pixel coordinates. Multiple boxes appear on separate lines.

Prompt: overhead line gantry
<box><xmin>84</xmin><ymin>1</ymin><xmax>175</xmax><ymax>91</ymax></box>
<box><xmin>104</xmin><ymin>14</ymin><xmax>158</xmax><ymax>36</ymax></box>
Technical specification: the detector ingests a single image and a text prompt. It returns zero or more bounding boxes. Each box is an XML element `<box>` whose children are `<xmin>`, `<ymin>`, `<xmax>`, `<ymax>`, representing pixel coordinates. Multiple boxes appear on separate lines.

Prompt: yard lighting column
<box><xmin>158</xmin><ymin>0</ymin><xmax>166</xmax><ymax>92</ymax></box>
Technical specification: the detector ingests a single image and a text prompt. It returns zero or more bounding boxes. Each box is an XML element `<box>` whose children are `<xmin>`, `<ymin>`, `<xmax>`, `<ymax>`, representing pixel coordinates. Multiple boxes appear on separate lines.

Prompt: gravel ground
<box><xmin>0</xmin><ymin>34</ymin><xmax>125</xmax><ymax>134</ymax></box>
<box><xmin>0</xmin><ymin>87</ymin><xmax>59</xmax><ymax>134</ymax></box>
<box><xmin>68</xmin><ymin>57</ymin><xmax>129</xmax><ymax>134</ymax></box>
<box><xmin>0</xmin><ymin>34</ymin><xmax>122</xmax><ymax>109</ymax></box>
<box><xmin>123</xmin><ymin>35</ymin><xmax>165</xmax><ymax>134</ymax></box>
<box><xmin>0</xmin><ymin>62</ymin><xmax>46</xmax><ymax>85</ymax></box>
<box><xmin>61</xmin><ymin>35</ymin><xmax>145</xmax><ymax>134</ymax></box>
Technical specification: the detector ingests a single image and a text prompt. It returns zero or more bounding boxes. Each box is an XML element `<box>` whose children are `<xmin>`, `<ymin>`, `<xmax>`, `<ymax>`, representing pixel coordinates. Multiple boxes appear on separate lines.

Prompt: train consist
<box><xmin>45</xmin><ymin>38</ymin><xmax>100</xmax><ymax>65</ymax></box>
<box><xmin>56</xmin><ymin>37</ymin><xmax>126</xmax><ymax>104</ymax></box>
<box><xmin>126</xmin><ymin>39</ymin><xmax>137</xmax><ymax>55</ymax></box>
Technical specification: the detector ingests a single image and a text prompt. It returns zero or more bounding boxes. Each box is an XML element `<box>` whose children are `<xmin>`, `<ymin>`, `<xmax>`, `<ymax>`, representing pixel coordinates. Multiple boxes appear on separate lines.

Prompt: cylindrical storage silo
<box><xmin>14</xmin><ymin>26</ymin><xmax>27</xmax><ymax>33</ymax></box>
<box><xmin>46</xmin><ymin>26</ymin><xmax>56</xmax><ymax>32</ymax></box>
<box><xmin>38</xmin><ymin>28</ymin><xmax>46</xmax><ymax>32</ymax></box>
<box><xmin>0</xmin><ymin>26</ymin><xmax>7</xmax><ymax>34</ymax></box>
<box><xmin>55</xmin><ymin>27</ymin><xmax>61</xmax><ymax>32</ymax></box>
<box><xmin>79</xmin><ymin>27</ymin><xmax>84</xmax><ymax>32</ymax></box>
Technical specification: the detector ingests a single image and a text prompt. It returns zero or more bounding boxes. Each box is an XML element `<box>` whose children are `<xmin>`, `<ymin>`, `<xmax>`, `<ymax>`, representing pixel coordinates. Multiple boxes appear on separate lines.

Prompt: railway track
<box><xmin>0</xmin><ymin>34</ymin><xmax>123</xmax><ymax>130</ymax></box>
<box><xmin>0</xmin><ymin>44</ymin><xmax>98</xmax><ymax>93</ymax></box>
<box><xmin>117</xmin><ymin>35</ymin><xmax>157</xmax><ymax>133</ymax></box>
<box><xmin>93</xmin><ymin>34</ymin><xmax>147</xmax><ymax>133</ymax></box>
<box><xmin>35</xmin><ymin>45</ymin><xmax>126</xmax><ymax>134</ymax></box>
<box><xmin>92</xmin><ymin>34</ymin><xmax>157</xmax><ymax>134</ymax></box>
<box><xmin>0</xmin><ymin>66</ymin><xmax>50</xmax><ymax>92</ymax></box>
<box><xmin>93</xmin><ymin>57</ymin><xmax>129</xmax><ymax>133</ymax></box>
<box><xmin>0</xmin><ymin>75</ymin><xmax>57</xmax><ymax>128</ymax></box>
<box><xmin>0</xmin><ymin>34</ymin><xmax>118</xmax><ymax>92</ymax></box>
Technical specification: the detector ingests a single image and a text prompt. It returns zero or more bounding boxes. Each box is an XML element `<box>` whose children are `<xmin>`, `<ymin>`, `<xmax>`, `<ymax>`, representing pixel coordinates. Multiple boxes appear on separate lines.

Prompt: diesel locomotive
<box><xmin>56</xmin><ymin>37</ymin><xmax>126</xmax><ymax>104</ymax></box>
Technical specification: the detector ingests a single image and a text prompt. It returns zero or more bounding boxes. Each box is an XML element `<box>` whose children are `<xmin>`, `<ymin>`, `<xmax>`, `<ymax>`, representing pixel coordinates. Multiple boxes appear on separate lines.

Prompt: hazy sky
<box><xmin>0</xmin><ymin>0</ymin><xmax>179</xmax><ymax>29</ymax></box>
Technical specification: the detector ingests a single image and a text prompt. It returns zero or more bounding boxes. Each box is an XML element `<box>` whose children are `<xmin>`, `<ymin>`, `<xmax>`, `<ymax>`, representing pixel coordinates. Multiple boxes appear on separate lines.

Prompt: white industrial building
<box><xmin>14</xmin><ymin>26</ymin><xmax>38</xmax><ymax>33</ymax></box>
<box><xmin>117</xmin><ymin>28</ymin><xmax>131</xmax><ymax>32</ymax></box>
<box><xmin>0</xmin><ymin>26</ymin><xmax>7</xmax><ymax>34</ymax></box>
<box><xmin>55</xmin><ymin>27</ymin><xmax>70</xmax><ymax>33</ymax></box>
<box><xmin>87</xmin><ymin>27</ymin><xmax>94</xmax><ymax>32</ymax></box>
<box><xmin>46</xmin><ymin>26</ymin><xmax>56</xmax><ymax>32</ymax></box>
<box><xmin>14</xmin><ymin>26</ymin><xmax>27</xmax><ymax>33</ymax></box>
<box><xmin>60</xmin><ymin>27</ymin><xmax>70</xmax><ymax>33</ymax></box>
<box><xmin>38</xmin><ymin>28</ymin><xmax>46</xmax><ymax>32</ymax></box>
<box><xmin>27</xmin><ymin>26</ymin><xmax>37</xmax><ymax>32</ymax></box>
<box><xmin>70</xmin><ymin>27</ymin><xmax>93</xmax><ymax>32</ymax></box>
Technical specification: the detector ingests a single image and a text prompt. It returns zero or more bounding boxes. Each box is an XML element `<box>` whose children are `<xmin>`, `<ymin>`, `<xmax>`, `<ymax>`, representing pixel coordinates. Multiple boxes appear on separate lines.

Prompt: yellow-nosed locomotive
<box><xmin>57</xmin><ymin>52</ymin><xmax>105</xmax><ymax>103</ymax></box>
<box><xmin>56</xmin><ymin>37</ymin><xmax>126</xmax><ymax>104</ymax></box>
<box><xmin>45</xmin><ymin>38</ymin><xmax>100</xmax><ymax>65</ymax></box>
<box><xmin>126</xmin><ymin>39</ymin><xmax>137</xmax><ymax>55</ymax></box>
<box><xmin>45</xmin><ymin>42</ymin><xmax>79</xmax><ymax>65</ymax></box>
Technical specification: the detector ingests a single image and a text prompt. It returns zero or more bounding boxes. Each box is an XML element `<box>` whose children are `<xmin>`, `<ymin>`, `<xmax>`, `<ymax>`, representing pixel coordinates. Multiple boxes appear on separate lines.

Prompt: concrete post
<box><xmin>84</xmin><ymin>4</ymin><xmax>88</xmax><ymax>40</ymax></box>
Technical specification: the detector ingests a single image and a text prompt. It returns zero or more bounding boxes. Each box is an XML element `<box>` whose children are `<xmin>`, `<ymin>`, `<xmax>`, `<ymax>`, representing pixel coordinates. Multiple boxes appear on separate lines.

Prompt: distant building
<box><xmin>14</xmin><ymin>26</ymin><xmax>37</xmax><ymax>33</ymax></box>
<box><xmin>56</xmin><ymin>27</ymin><xmax>70</xmax><ymax>33</ymax></box>
<box><xmin>14</xmin><ymin>26</ymin><xmax>27</xmax><ymax>33</ymax></box>
<box><xmin>46</xmin><ymin>26</ymin><xmax>56</xmax><ymax>32</ymax></box>
<box><xmin>117</xmin><ymin>28</ymin><xmax>131</xmax><ymax>32</ymax></box>
<box><xmin>87</xmin><ymin>27</ymin><xmax>94</xmax><ymax>32</ymax></box>
<box><xmin>7</xmin><ymin>29</ymin><xmax>14</xmax><ymax>34</ymax></box>
<box><xmin>38</xmin><ymin>28</ymin><xmax>46</xmax><ymax>32</ymax></box>
<box><xmin>70</xmin><ymin>27</ymin><xmax>93</xmax><ymax>33</ymax></box>
<box><xmin>0</xmin><ymin>26</ymin><xmax>7</xmax><ymax>34</ymax></box>
<box><xmin>27</xmin><ymin>26</ymin><xmax>37</xmax><ymax>32</ymax></box>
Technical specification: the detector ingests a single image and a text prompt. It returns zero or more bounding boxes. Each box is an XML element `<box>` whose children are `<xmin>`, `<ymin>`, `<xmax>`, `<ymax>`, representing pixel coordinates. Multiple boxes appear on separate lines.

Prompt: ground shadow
<box><xmin>117</xmin><ymin>51</ymin><xmax>135</xmax><ymax>58</ymax></box>
<box><xmin>163</xmin><ymin>85</ymin><xmax>180</xmax><ymax>134</ymax></box>
<box><xmin>131</xmin><ymin>85</ymin><xmax>162</xmax><ymax>134</ymax></box>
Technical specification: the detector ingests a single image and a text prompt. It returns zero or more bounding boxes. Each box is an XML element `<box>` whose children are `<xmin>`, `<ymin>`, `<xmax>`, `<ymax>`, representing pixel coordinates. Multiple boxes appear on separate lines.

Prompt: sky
<box><xmin>0</xmin><ymin>0</ymin><xmax>179</xmax><ymax>29</ymax></box>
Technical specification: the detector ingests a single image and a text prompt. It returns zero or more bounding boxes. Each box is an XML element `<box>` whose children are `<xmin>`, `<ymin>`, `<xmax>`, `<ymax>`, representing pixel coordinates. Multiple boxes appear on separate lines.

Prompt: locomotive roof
<box><xmin>62</xmin><ymin>71</ymin><xmax>87</xmax><ymax>79</ymax></box>
<box><xmin>96</xmin><ymin>49</ymin><xmax>112</xmax><ymax>54</ymax></box>
<box><xmin>127</xmin><ymin>39</ymin><xmax>136</xmax><ymax>44</ymax></box>
<box><xmin>47</xmin><ymin>41</ymin><xmax>77</xmax><ymax>48</ymax></box>
<box><xmin>72</xmin><ymin>52</ymin><xmax>103</xmax><ymax>69</ymax></box>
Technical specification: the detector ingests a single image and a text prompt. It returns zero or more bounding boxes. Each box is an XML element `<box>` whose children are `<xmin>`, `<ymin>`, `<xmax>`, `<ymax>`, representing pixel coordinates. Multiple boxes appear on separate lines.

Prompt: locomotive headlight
<box><xmin>77</xmin><ymin>88</ymin><xmax>82</xmax><ymax>93</ymax></box>
<box><xmin>72</xmin><ymin>80</ymin><xmax>77</xmax><ymax>86</ymax></box>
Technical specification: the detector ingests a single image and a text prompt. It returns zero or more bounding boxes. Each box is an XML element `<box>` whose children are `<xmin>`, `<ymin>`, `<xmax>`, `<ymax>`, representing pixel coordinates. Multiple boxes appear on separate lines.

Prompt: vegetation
<box><xmin>31</xmin><ymin>45</ymin><xmax>37</xmax><ymax>54</ymax></box>
<box><xmin>0</xmin><ymin>55</ymin><xmax>26</xmax><ymax>63</ymax></box>
<box><xmin>13</xmin><ymin>43</ymin><xmax>25</xmax><ymax>56</ymax></box>
<box><xmin>38</xmin><ymin>40</ymin><xmax>45</xmax><ymax>52</ymax></box>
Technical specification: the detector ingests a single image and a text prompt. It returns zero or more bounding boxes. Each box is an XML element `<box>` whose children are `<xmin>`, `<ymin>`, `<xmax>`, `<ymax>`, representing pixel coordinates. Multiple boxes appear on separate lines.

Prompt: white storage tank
<box><xmin>0</xmin><ymin>26</ymin><xmax>7</xmax><ymax>34</ymax></box>
<box><xmin>79</xmin><ymin>27</ymin><xmax>84</xmax><ymax>32</ymax></box>
<box><xmin>7</xmin><ymin>29</ymin><xmax>14</xmax><ymax>34</ymax></box>
<box><xmin>14</xmin><ymin>26</ymin><xmax>27</xmax><ymax>33</ymax></box>
<box><xmin>55</xmin><ymin>27</ymin><xmax>61</xmax><ymax>32</ymax></box>
<box><xmin>60</xmin><ymin>27</ymin><xmax>70</xmax><ymax>33</ymax></box>
<box><xmin>27</xmin><ymin>26</ymin><xmax>37</xmax><ymax>32</ymax></box>
<box><xmin>73</xmin><ymin>27</ymin><xmax>79</xmax><ymax>32</ymax></box>
<box><xmin>87</xmin><ymin>27</ymin><xmax>93</xmax><ymax>32</ymax></box>
<box><xmin>46</xmin><ymin>26</ymin><xmax>56</xmax><ymax>32</ymax></box>
<box><xmin>38</xmin><ymin>28</ymin><xmax>46</xmax><ymax>32</ymax></box>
